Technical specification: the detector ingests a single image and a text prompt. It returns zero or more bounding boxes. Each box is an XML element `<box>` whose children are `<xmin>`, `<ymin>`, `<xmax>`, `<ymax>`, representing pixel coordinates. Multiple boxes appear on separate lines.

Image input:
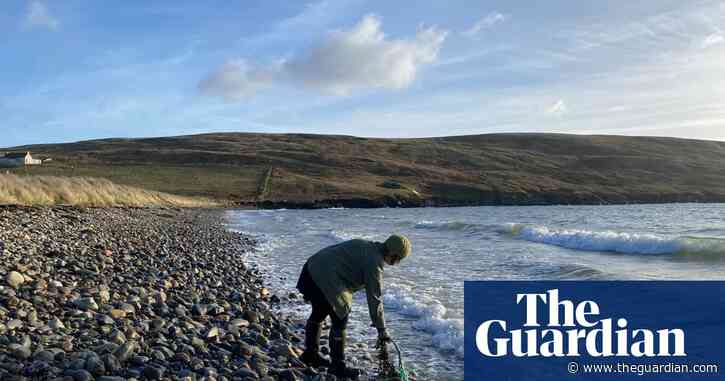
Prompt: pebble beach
<box><xmin>0</xmin><ymin>206</ymin><xmax>358</xmax><ymax>381</ymax></box>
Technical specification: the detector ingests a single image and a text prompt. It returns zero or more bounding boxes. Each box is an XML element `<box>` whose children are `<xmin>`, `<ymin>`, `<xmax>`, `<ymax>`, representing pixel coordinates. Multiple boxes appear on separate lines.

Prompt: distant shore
<box><xmin>247</xmin><ymin>193</ymin><xmax>725</xmax><ymax>209</ymax></box>
<box><xmin>8</xmin><ymin>132</ymin><xmax>725</xmax><ymax>209</ymax></box>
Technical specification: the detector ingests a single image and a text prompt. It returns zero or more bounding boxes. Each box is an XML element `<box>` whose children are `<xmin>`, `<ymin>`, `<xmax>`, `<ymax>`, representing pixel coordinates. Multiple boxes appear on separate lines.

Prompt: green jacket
<box><xmin>307</xmin><ymin>239</ymin><xmax>386</xmax><ymax>330</ymax></box>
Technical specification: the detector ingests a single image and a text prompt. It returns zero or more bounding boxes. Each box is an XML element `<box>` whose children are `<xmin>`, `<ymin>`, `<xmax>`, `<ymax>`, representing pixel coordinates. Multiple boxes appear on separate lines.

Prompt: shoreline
<box><xmin>0</xmin><ymin>206</ymin><xmax>320</xmax><ymax>380</ymax></box>
<box><xmin>245</xmin><ymin>197</ymin><xmax>725</xmax><ymax>210</ymax></box>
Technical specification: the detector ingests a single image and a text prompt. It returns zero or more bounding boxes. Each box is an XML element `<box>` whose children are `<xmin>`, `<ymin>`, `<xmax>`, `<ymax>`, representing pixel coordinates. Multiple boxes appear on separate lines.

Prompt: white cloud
<box><xmin>24</xmin><ymin>1</ymin><xmax>59</xmax><ymax>30</ymax></box>
<box><xmin>546</xmin><ymin>99</ymin><xmax>567</xmax><ymax>115</ymax></box>
<box><xmin>200</xmin><ymin>14</ymin><xmax>447</xmax><ymax>99</ymax></box>
<box><xmin>462</xmin><ymin>12</ymin><xmax>506</xmax><ymax>37</ymax></box>
<box><xmin>701</xmin><ymin>33</ymin><xmax>724</xmax><ymax>48</ymax></box>
<box><xmin>285</xmin><ymin>14</ymin><xmax>447</xmax><ymax>95</ymax></box>
<box><xmin>197</xmin><ymin>60</ymin><xmax>277</xmax><ymax>101</ymax></box>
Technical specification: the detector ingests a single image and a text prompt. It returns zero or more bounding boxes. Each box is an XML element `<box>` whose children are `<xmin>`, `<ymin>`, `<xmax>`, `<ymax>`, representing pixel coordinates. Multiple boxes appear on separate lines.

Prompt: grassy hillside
<box><xmin>4</xmin><ymin>133</ymin><xmax>725</xmax><ymax>207</ymax></box>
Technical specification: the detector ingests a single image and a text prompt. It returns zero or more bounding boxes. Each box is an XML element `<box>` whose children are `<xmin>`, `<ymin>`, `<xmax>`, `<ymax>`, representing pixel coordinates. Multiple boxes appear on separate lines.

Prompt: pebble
<box><xmin>7</xmin><ymin>319</ymin><xmax>23</xmax><ymax>330</ymax></box>
<box><xmin>73</xmin><ymin>297</ymin><xmax>99</xmax><ymax>311</ymax></box>
<box><xmin>114</xmin><ymin>341</ymin><xmax>136</xmax><ymax>362</ymax></box>
<box><xmin>49</xmin><ymin>317</ymin><xmax>66</xmax><ymax>330</ymax></box>
<box><xmin>143</xmin><ymin>365</ymin><xmax>166</xmax><ymax>380</ymax></box>
<box><xmin>0</xmin><ymin>206</ymin><xmax>374</xmax><ymax>380</ymax></box>
<box><xmin>109</xmin><ymin>309</ymin><xmax>126</xmax><ymax>319</ymax></box>
<box><xmin>6</xmin><ymin>271</ymin><xmax>25</xmax><ymax>288</ymax></box>
<box><xmin>9</xmin><ymin>344</ymin><xmax>31</xmax><ymax>360</ymax></box>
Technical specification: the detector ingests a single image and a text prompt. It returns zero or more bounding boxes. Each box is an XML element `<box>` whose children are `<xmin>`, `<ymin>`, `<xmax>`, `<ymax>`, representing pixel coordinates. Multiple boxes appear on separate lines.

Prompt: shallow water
<box><xmin>225</xmin><ymin>204</ymin><xmax>725</xmax><ymax>380</ymax></box>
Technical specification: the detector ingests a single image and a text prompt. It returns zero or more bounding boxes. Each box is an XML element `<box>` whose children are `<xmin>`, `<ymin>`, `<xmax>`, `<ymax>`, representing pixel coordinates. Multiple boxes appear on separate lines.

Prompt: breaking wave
<box><xmin>413</xmin><ymin>220</ymin><xmax>493</xmax><ymax>234</ymax></box>
<box><xmin>383</xmin><ymin>286</ymin><xmax>464</xmax><ymax>358</ymax></box>
<box><xmin>503</xmin><ymin>223</ymin><xmax>725</xmax><ymax>257</ymax></box>
<box><xmin>325</xmin><ymin>230</ymin><xmax>380</xmax><ymax>242</ymax></box>
<box><xmin>415</xmin><ymin>220</ymin><xmax>473</xmax><ymax>230</ymax></box>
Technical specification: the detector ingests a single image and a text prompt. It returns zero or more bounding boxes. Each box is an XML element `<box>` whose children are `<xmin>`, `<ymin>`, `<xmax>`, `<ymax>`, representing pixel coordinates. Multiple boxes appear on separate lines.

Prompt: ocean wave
<box><xmin>544</xmin><ymin>264</ymin><xmax>611</xmax><ymax>280</ymax></box>
<box><xmin>325</xmin><ymin>230</ymin><xmax>380</xmax><ymax>242</ymax></box>
<box><xmin>503</xmin><ymin>223</ymin><xmax>725</xmax><ymax>257</ymax></box>
<box><xmin>413</xmin><ymin>220</ymin><xmax>490</xmax><ymax>234</ymax></box>
<box><xmin>383</xmin><ymin>286</ymin><xmax>464</xmax><ymax>358</ymax></box>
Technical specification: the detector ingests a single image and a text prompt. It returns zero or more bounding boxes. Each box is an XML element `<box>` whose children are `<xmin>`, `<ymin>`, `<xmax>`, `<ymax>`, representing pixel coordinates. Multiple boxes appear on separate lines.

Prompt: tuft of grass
<box><xmin>0</xmin><ymin>174</ymin><xmax>218</xmax><ymax>207</ymax></box>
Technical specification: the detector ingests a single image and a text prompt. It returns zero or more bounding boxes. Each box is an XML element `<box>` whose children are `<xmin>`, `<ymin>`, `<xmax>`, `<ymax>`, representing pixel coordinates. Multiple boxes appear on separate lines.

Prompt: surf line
<box><xmin>475</xmin><ymin>289</ymin><xmax>686</xmax><ymax>357</ymax></box>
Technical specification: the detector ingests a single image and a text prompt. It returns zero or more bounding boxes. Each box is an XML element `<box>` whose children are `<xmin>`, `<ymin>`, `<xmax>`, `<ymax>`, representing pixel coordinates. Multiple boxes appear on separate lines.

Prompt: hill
<box><xmin>4</xmin><ymin>133</ymin><xmax>725</xmax><ymax>207</ymax></box>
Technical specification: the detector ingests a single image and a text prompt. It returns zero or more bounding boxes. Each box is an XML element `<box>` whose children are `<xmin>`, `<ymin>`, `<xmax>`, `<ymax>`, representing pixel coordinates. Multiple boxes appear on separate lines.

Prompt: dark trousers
<box><xmin>297</xmin><ymin>262</ymin><xmax>349</xmax><ymax>329</ymax></box>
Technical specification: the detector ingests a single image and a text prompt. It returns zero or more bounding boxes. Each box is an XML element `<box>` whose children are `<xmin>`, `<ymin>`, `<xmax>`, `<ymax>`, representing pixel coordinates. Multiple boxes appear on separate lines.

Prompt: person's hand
<box><xmin>376</xmin><ymin>329</ymin><xmax>392</xmax><ymax>348</ymax></box>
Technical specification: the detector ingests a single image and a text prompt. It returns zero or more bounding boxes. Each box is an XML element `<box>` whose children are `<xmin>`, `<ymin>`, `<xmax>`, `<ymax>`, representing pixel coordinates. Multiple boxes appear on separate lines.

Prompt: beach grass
<box><xmin>0</xmin><ymin>174</ymin><xmax>218</xmax><ymax>207</ymax></box>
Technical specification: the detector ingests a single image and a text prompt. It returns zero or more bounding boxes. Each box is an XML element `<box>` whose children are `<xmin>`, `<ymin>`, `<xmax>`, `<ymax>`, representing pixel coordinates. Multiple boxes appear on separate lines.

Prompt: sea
<box><xmin>225</xmin><ymin>204</ymin><xmax>725</xmax><ymax>380</ymax></box>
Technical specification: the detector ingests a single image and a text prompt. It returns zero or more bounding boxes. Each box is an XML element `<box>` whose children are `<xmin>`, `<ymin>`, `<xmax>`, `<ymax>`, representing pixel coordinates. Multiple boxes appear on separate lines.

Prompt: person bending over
<box><xmin>296</xmin><ymin>235</ymin><xmax>412</xmax><ymax>378</ymax></box>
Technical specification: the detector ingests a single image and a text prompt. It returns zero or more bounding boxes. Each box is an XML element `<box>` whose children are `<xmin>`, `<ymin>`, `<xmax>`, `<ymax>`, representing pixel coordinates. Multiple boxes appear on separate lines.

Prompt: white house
<box><xmin>0</xmin><ymin>152</ymin><xmax>43</xmax><ymax>167</ymax></box>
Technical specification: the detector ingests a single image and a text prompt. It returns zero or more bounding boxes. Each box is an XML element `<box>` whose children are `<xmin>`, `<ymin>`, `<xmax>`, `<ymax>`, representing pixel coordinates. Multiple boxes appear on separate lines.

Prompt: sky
<box><xmin>2</xmin><ymin>0</ymin><xmax>725</xmax><ymax>146</ymax></box>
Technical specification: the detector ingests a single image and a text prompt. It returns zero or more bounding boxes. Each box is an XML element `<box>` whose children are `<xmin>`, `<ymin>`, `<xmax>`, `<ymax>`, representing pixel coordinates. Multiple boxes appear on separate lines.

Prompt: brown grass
<box><xmin>0</xmin><ymin>174</ymin><xmax>218</xmax><ymax>207</ymax></box>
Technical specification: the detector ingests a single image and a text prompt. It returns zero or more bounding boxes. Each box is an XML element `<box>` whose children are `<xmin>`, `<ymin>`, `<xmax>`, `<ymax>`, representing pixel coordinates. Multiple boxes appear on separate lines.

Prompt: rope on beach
<box><xmin>390</xmin><ymin>339</ymin><xmax>411</xmax><ymax>381</ymax></box>
<box><xmin>378</xmin><ymin>339</ymin><xmax>414</xmax><ymax>381</ymax></box>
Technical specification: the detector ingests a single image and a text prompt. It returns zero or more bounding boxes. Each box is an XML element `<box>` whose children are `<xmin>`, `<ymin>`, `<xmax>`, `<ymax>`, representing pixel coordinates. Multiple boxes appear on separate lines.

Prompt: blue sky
<box><xmin>2</xmin><ymin>0</ymin><xmax>725</xmax><ymax>146</ymax></box>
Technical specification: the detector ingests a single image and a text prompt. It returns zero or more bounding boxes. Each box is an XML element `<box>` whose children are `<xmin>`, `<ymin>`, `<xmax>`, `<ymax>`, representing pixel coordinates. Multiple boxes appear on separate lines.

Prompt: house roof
<box><xmin>3</xmin><ymin>152</ymin><xmax>29</xmax><ymax>159</ymax></box>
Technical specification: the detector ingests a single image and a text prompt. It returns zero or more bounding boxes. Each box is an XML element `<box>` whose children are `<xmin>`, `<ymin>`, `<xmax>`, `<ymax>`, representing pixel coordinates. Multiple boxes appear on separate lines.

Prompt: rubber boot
<box><xmin>300</xmin><ymin>321</ymin><xmax>331</xmax><ymax>368</ymax></box>
<box><xmin>328</xmin><ymin>326</ymin><xmax>362</xmax><ymax>379</ymax></box>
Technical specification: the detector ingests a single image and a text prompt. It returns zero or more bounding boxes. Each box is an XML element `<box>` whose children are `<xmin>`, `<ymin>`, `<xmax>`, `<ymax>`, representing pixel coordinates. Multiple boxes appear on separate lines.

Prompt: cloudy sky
<box><xmin>3</xmin><ymin>0</ymin><xmax>725</xmax><ymax>146</ymax></box>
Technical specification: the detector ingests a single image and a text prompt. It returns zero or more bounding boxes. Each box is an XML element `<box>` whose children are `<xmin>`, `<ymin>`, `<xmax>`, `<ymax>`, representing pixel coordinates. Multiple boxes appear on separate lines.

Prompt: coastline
<box><xmin>246</xmin><ymin>194</ymin><xmax>725</xmax><ymax>210</ymax></box>
<box><xmin>0</xmin><ymin>206</ymin><xmax>318</xmax><ymax>380</ymax></box>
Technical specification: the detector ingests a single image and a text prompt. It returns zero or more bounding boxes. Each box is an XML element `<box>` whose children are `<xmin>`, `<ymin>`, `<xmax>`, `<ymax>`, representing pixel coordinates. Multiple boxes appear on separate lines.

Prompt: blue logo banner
<box><xmin>464</xmin><ymin>281</ymin><xmax>725</xmax><ymax>380</ymax></box>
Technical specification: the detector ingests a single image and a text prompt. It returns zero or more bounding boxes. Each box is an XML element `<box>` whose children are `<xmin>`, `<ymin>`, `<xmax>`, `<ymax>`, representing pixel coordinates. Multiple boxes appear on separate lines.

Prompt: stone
<box><xmin>24</xmin><ymin>360</ymin><xmax>51</xmax><ymax>376</ymax></box>
<box><xmin>191</xmin><ymin>337</ymin><xmax>205</xmax><ymax>349</ymax></box>
<box><xmin>114</xmin><ymin>341</ymin><xmax>136</xmax><ymax>362</ymax></box>
<box><xmin>9</xmin><ymin>343</ymin><xmax>31</xmax><ymax>360</ymax></box>
<box><xmin>6</xmin><ymin>271</ymin><xmax>25</xmax><ymax>288</ymax></box>
<box><xmin>0</xmin><ymin>206</ymin><xmax>329</xmax><ymax>381</ymax></box>
<box><xmin>65</xmin><ymin>369</ymin><xmax>94</xmax><ymax>381</ymax></box>
<box><xmin>85</xmin><ymin>355</ymin><xmax>106</xmax><ymax>376</ymax></box>
<box><xmin>98</xmin><ymin>289</ymin><xmax>111</xmax><ymax>304</ymax></box>
<box><xmin>228</xmin><ymin>318</ymin><xmax>250</xmax><ymax>329</ymax></box>
<box><xmin>73</xmin><ymin>297</ymin><xmax>99</xmax><ymax>311</ymax></box>
<box><xmin>244</xmin><ymin>310</ymin><xmax>260</xmax><ymax>324</ymax></box>
<box><xmin>102</xmin><ymin>353</ymin><xmax>122</xmax><ymax>373</ymax></box>
<box><xmin>192</xmin><ymin>303</ymin><xmax>208</xmax><ymax>316</ymax></box>
<box><xmin>109</xmin><ymin>329</ymin><xmax>126</xmax><ymax>345</ymax></box>
<box><xmin>143</xmin><ymin>365</ymin><xmax>166</xmax><ymax>380</ymax></box>
<box><xmin>205</xmin><ymin>327</ymin><xmax>220</xmax><ymax>339</ymax></box>
<box><xmin>200</xmin><ymin>367</ymin><xmax>218</xmax><ymax>377</ymax></box>
<box><xmin>96</xmin><ymin>314</ymin><xmax>115</xmax><ymax>325</ymax></box>
<box><xmin>49</xmin><ymin>317</ymin><xmax>65</xmax><ymax>330</ymax></box>
<box><xmin>34</xmin><ymin>350</ymin><xmax>56</xmax><ymax>363</ymax></box>
<box><xmin>274</xmin><ymin>343</ymin><xmax>299</xmax><ymax>358</ymax></box>
<box><xmin>109</xmin><ymin>309</ymin><xmax>127</xmax><ymax>319</ymax></box>
<box><xmin>234</xmin><ymin>368</ymin><xmax>258</xmax><ymax>378</ymax></box>
<box><xmin>277</xmin><ymin>368</ymin><xmax>303</xmax><ymax>381</ymax></box>
<box><xmin>7</xmin><ymin>319</ymin><xmax>23</xmax><ymax>330</ymax></box>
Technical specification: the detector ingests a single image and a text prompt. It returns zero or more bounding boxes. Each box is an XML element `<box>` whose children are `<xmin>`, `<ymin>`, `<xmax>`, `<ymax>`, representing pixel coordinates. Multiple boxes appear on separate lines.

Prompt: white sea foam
<box><xmin>413</xmin><ymin>220</ymin><xmax>495</xmax><ymax>235</ymax></box>
<box><xmin>383</xmin><ymin>286</ymin><xmax>464</xmax><ymax>358</ymax></box>
<box><xmin>504</xmin><ymin>223</ymin><xmax>725</xmax><ymax>256</ymax></box>
<box><xmin>326</xmin><ymin>230</ymin><xmax>380</xmax><ymax>242</ymax></box>
<box><xmin>415</xmin><ymin>220</ymin><xmax>472</xmax><ymax>231</ymax></box>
